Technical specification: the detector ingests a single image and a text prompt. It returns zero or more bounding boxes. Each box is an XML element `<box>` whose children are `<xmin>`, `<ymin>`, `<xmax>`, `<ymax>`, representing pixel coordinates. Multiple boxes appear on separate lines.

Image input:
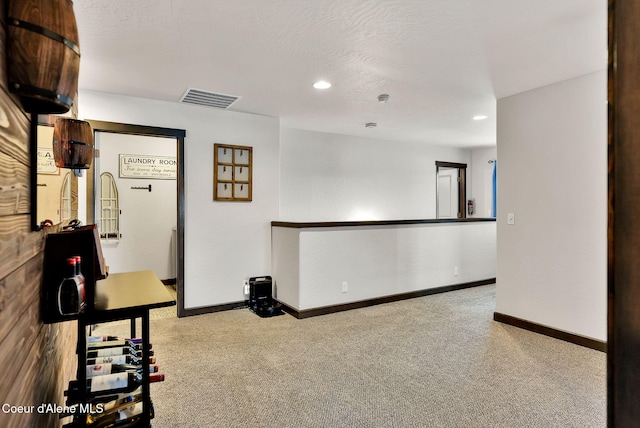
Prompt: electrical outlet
<box><xmin>507</xmin><ymin>213</ymin><xmax>515</xmax><ymax>225</ymax></box>
<box><xmin>454</xmin><ymin>266</ymin><xmax>459</xmax><ymax>276</ymax></box>
<box><xmin>342</xmin><ymin>281</ymin><xmax>348</xmax><ymax>293</ymax></box>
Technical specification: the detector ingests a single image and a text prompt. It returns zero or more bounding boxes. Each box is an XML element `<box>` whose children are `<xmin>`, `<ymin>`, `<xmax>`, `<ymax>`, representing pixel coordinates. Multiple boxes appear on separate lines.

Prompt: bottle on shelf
<box><xmin>87</xmin><ymin>355</ymin><xmax>155</xmax><ymax>366</ymax></box>
<box><xmin>86</xmin><ymin>346</ymin><xmax>153</xmax><ymax>359</ymax></box>
<box><xmin>62</xmin><ymin>391</ymin><xmax>156</xmax><ymax>428</ymax></box>
<box><xmin>149</xmin><ymin>373</ymin><xmax>164</xmax><ymax>383</ymax></box>
<box><xmin>74</xmin><ymin>255</ymin><xmax>86</xmax><ymax>289</ymax></box>
<box><xmin>86</xmin><ymin>355</ymin><xmax>141</xmax><ymax>366</ymax></box>
<box><xmin>57</xmin><ymin>257</ymin><xmax>86</xmax><ymax>315</ymax></box>
<box><xmin>59</xmin><ymin>390</ymin><xmax>141</xmax><ymax>419</ymax></box>
<box><xmin>86</xmin><ymin>363</ymin><xmax>159</xmax><ymax>378</ymax></box>
<box><xmin>65</xmin><ymin>372</ymin><xmax>143</xmax><ymax>403</ymax></box>
<box><xmin>86</xmin><ymin>385</ymin><xmax>144</xmax><ymax>405</ymax></box>
<box><xmin>88</xmin><ymin>336</ymin><xmax>142</xmax><ymax>345</ymax></box>
<box><xmin>88</xmin><ymin>340</ymin><xmax>150</xmax><ymax>351</ymax></box>
<box><xmin>86</xmin><ymin>398</ymin><xmax>155</xmax><ymax>428</ymax></box>
<box><xmin>65</xmin><ymin>372</ymin><xmax>166</xmax><ymax>404</ymax></box>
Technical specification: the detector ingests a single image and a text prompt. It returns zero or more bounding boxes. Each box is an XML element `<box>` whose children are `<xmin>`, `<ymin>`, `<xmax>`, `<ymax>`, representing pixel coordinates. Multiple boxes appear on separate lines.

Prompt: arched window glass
<box><xmin>100</xmin><ymin>172</ymin><xmax>119</xmax><ymax>240</ymax></box>
<box><xmin>59</xmin><ymin>172</ymin><xmax>71</xmax><ymax>223</ymax></box>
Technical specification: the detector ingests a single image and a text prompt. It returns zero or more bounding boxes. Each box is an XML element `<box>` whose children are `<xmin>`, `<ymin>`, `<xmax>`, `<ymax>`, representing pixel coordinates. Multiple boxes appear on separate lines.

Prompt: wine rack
<box><xmin>63</xmin><ymin>271</ymin><xmax>175</xmax><ymax>427</ymax></box>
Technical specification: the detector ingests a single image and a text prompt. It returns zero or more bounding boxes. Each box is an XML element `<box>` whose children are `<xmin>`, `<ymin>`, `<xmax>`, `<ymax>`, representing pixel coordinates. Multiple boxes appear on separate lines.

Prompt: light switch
<box><xmin>507</xmin><ymin>213</ymin><xmax>515</xmax><ymax>225</ymax></box>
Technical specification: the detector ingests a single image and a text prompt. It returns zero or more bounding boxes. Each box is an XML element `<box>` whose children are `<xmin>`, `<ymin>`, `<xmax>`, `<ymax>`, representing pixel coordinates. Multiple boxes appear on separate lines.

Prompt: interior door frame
<box><xmin>436</xmin><ymin>161</ymin><xmax>467</xmax><ymax>219</ymax></box>
<box><xmin>86</xmin><ymin>120</ymin><xmax>187</xmax><ymax>317</ymax></box>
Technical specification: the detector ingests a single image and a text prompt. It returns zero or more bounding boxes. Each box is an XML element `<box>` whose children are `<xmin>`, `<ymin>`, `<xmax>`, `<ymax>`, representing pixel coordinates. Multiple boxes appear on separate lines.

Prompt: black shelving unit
<box><xmin>72</xmin><ymin>270</ymin><xmax>176</xmax><ymax>427</ymax></box>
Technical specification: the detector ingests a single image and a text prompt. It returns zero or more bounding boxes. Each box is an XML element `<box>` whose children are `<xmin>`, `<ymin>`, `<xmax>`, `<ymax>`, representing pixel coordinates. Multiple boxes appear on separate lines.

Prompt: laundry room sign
<box><xmin>119</xmin><ymin>154</ymin><xmax>177</xmax><ymax>179</ymax></box>
<box><xmin>37</xmin><ymin>147</ymin><xmax>59</xmax><ymax>174</ymax></box>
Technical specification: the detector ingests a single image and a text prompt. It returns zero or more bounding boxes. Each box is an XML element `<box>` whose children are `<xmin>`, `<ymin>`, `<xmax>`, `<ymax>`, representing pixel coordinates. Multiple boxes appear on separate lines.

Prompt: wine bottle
<box><xmin>86</xmin><ymin>363</ymin><xmax>159</xmax><ymax>378</ymax></box>
<box><xmin>86</xmin><ymin>398</ymin><xmax>155</xmax><ymax>428</ymax></box>
<box><xmin>88</xmin><ymin>340</ymin><xmax>150</xmax><ymax>351</ymax></box>
<box><xmin>86</xmin><ymin>346</ymin><xmax>140</xmax><ymax>359</ymax></box>
<box><xmin>87</xmin><ymin>355</ymin><xmax>140</xmax><ymax>366</ymax></box>
<box><xmin>65</xmin><ymin>372</ymin><xmax>143</xmax><ymax>402</ymax></box>
<box><xmin>57</xmin><ymin>257</ymin><xmax>85</xmax><ymax>315</ymax></box>
<box><xmin>66</xmin><ymin>372</ymin><xmax>165</xmax><ymax>401</ymax></box>
<box><xmin>74</xmin><ymin>254</ymin><xmax>85</xmax><ymax>278</ymax></box>
<box><xmin>78</xmin><ymin>370</ymin><xmax>163</xmax><ymax>406</ymax></box>
<box><xmin>62</xmin><ymin>392</ymin><xmax>154</xmax><ymax>428</ymax></box>
<box><xmin>88</xmin><ymin>336</ymin><xmax>142</xmax><ymax>345</ymax></box>
<box><xmin>149</xmin><ymin>373</ymin><xmax>165</xmax><ymax>383</ymax></box>
<box><xmin>59</xmin><ymin>391</ymin><xmax>142</xmax><ymax>420</ymax></box>
<box><xmin>73</xmin><ymin>255</ymin><xmax>86</xmax><ymax>310</ymax></box>
<box><xmin>86</xmin><ymin>395</ymin><xmax>140</xmax><ymax>427</ymax></box>
<box><xmin>79</xmin><ymin>386</ymin><xmax>144</xmax><ymax>406</ymax></box>
<box><xmin>87</xmin><ymin>355</ymin><xmax>155</xmax><ymax>365</ymax></box>
<box><xmin>86</xmin><ymin>345</ymin><xmax>154</xmax><ymax>358</ymax></box>
<box><xmin>86</xmin><ymin>395</ymin><xmax>150</xmax><ymax>428</ymax></box>
<box><xmin>75</xmin><ymin>256</ymin><xmax>87</xmax><ymax>312</ymax></box>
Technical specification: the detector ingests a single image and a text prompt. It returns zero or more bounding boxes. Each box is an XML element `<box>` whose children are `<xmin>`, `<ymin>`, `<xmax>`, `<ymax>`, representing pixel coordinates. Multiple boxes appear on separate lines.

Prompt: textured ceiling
<box><xmin>73</xmin><ymin>0</ymin><xmax>606</xmax><ymax>148</ymax></box>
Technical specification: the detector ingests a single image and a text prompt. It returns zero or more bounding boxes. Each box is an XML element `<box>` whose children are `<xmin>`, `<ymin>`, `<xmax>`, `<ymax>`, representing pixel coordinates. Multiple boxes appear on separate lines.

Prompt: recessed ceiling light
<box><xmin>313</xmin><ymin>80</ymin><xmax>332</xmax><ymax>89</ymax></box>
<box><xmin>473</xmin><ymin>115</ymin><xmax>488</xmax><ymax>121</ymax></box>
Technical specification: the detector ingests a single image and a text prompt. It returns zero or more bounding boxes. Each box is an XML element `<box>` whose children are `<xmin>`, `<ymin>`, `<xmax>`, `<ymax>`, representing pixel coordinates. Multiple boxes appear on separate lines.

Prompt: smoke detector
<box><xmin>365</xmin><ymin>122</ymin><xmax>377</xmax><ymax>128</ymax></box>
<box><xmin>377</xmin><ymin>94</ymin><xmax>390</xmax><ymax>103</ymax></box>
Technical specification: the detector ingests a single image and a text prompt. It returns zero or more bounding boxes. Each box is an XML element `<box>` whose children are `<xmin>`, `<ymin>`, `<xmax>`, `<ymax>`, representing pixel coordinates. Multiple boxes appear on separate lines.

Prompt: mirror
<box><xmin>34</xmin><ymin>116</ymin><xmax>80</xmax><ymax>229</ymax></box>
<box><xmin>32</xmin><ymin>117</ymin><xmax>187</xmax><ymax>315</ymax></box>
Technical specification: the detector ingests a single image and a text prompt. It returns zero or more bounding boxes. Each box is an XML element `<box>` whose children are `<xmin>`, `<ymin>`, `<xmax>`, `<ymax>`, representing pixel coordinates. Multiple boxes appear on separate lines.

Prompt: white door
<box><xmin>437</xmin><ymin>167</ymin><xmax>458</xmax><ymax>218</ymax></box>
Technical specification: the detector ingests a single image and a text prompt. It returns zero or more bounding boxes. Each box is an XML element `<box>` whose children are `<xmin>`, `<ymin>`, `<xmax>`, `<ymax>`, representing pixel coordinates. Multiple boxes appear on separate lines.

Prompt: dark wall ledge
<box><xmin>271</xmin><ymin>217</ymin><xmax>497</xmax><ymax>228</ymax></box>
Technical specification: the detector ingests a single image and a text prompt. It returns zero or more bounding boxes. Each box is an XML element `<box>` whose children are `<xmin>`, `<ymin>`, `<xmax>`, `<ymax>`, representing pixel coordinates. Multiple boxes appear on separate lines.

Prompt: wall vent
<box><xmin>179</xmin><ymin>88</ymin><xmax>240</xmax><ymax>109</ymax></box>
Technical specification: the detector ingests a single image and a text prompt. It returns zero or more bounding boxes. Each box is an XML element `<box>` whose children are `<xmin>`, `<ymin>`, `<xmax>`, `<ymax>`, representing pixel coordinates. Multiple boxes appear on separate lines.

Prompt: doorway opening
<box><xmin>436</xmin><ymin>161</ymin><xmax>467</xmax><ymax>219</ymax></box>
<box><xmin>86</xmin><ymin>120</ymin><xmax>186</xmax><ymax>317</ymax></box>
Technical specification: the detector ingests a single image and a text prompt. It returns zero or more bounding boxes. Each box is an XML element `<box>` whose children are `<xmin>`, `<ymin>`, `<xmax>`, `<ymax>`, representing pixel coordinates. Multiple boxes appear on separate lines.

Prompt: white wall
<box><xmin>77</xmin><ymin>91</ymin><xmax>489</xmax><ymax>311</ymax></box>
<box><xmin>96</xmin><ymin>133</ymin><xmax>177</xmax><ymax>280</ymax></box>
<box><xmin>280</xmin><ymin>128</ymin><xmax>472</xmax><ymax>221</ymax></box>
<box><xmin>496</xmin><ymin>71</ymin><xmax>607</xmax><ymax>341</ymax></box>
<box><xmin>273</xmin><ymin>222</ymin><xmax>496</xmax><ymax>311</ymax></box>
<box><xmin>470</xmin><ymin>146</ymin><xmax>497</xmax><ymax>218</ymax></box>
<box><xmin>79</xmin><ymin>90</ymin><xmax>280</xmax><ymax>309</ymax></box>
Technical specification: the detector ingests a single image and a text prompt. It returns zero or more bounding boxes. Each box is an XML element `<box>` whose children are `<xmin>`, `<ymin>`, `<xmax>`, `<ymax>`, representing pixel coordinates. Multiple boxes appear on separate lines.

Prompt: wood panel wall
<box><xmin>0</xmin><ymin>2</ymin><xmax>78</xmax><ymax>427</ymax></box>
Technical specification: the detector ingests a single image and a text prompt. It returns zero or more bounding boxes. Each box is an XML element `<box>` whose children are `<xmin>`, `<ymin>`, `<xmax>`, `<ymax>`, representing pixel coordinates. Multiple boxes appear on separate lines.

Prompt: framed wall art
<box><xmin>213</xmin><ymin>143</ymin><xmax>252</xmax><ymax>201</ymax></box>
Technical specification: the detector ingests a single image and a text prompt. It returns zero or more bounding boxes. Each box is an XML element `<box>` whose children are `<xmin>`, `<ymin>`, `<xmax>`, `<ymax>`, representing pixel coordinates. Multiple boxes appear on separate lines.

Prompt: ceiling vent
<box><xmin>179</xmin><ymin>88</ymin><xmax>240</xmax><ymax>109</ymax></box>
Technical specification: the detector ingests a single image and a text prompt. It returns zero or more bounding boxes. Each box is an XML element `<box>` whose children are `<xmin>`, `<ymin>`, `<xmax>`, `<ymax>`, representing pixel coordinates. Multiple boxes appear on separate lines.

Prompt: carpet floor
<box><xmin>92</xmin><ymin>284</ymin><xmax>606</xmax><ymax>428</ymax></box>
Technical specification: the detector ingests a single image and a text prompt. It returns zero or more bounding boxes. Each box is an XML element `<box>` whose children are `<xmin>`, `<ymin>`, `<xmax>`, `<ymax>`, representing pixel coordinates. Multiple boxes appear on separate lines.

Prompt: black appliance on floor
<box><xmin>246</xmin><ymin>276</ymin><xmax>284</xmax><ymax>318</ymax></box>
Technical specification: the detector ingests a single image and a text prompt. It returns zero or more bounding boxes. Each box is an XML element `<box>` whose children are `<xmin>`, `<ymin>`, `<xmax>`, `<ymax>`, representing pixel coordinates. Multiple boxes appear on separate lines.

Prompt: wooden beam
<box><xmin>608</xmin><ymin>0</ymin><xmax>640</xmax><ymax>425</ymax></box>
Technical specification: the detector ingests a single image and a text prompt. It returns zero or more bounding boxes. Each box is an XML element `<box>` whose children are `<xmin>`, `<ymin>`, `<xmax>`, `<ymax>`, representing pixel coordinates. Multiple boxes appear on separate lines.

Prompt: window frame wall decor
<box><xmin>213</xmin><ymin>143</ymin><xmax>252</xmax><ymax>201</ymax></box>
<box><xmin>99</xmin><ymin>172</ymin><xmax>120</xmax><ymax>241</ymax></box>
<box><xmin>60</xmin><ymin>171</ymin><xmax>72</xmax><ymax>223</ymax></box>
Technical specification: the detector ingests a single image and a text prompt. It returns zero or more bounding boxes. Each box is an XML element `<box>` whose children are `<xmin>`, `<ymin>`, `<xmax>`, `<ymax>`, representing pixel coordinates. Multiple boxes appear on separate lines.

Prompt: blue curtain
<box><xmin>491</xmin><ymin>160</ymin><xmax>497</xmax><ymax>218</ymax></box>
